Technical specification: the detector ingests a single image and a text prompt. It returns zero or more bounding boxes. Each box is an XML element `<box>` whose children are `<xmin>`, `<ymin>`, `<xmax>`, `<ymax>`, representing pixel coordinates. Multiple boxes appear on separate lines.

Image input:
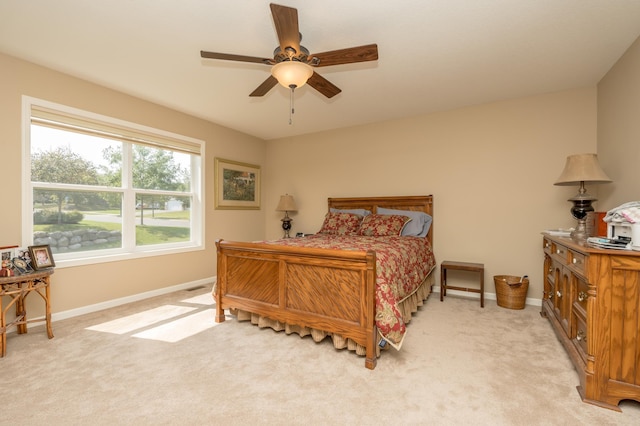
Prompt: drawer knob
<box><xmin>572</xmin><ymin>258</ymin><xmax>582</xmax><ymax>265</ymax></box>
<box><xmin>577</xmin><ymin>330</ymin><xmax>587</xmax><ymax>342</ymax></box>
<box><xmin>556</xmin><ymin>290</ymin><xmax>562</xmax><ymax>298</ymax></box>
<box><xmin>578</xmin><ymin>291</ymin><xmax>588</xmax><ymax>302</ymax></box>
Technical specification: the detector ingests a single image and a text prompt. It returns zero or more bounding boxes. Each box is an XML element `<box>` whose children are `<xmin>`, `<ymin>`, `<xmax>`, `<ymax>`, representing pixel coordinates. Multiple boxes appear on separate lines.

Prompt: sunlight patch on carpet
<box><xmin>86</xmin><ymin>305</ymin><xmax>197</xmax><ymax>334</ymax></box>
<box><xmin>180</xmin><ymin>292</ymin><xmax>214</xmax><ymax>305</ymax></box>
<box><xmin>132</xmin><ymin>309</ymin><xmax>217</xmax><ymax>342</ymax></box>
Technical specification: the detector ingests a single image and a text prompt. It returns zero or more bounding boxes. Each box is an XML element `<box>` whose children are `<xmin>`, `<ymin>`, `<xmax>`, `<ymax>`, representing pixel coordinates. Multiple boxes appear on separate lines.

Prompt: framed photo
<box><xmin>14</xmin><ymin>247</ymin><xmax>34</xmax><ymax>273</ymax></box>
<box><xmin>0</xmin><ymin>245</ymin><xmax>17</xmax><ymax>263</ymax></box>
<box><xmin>28</xmin><ymin>245</ymin><xmax>55</xmax><ymax>270</ymax></box>
<box><xmin>214</xmin><ymin>157</ymin><xmax>261</xmax><ymax>210</ymax></box>
<box><xmin>15</xmin><ymin>247</ymin><xmax>32</xmax><ymax>263</ymax></box>
<box><xmin>11</xmin><ymin>257</ymin><xmax>31</xmax><ymax>274</ymax></box>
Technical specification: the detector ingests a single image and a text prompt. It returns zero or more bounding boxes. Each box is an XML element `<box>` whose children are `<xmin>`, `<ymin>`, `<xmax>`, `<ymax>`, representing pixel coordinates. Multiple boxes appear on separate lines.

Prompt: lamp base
<box><xmin>281</xmin><ymin>217</ymin><xmax>292</xmax><ymax>238</ymax></box>
<box><xmin>568</xmin><ymin>189</ymin><xmax>595</xmax><ymax>243</ymax></box>
<box><xmin>571</xmin><ymin>218</ymin><xmax>589</xmax><ymax>243</ymax></box>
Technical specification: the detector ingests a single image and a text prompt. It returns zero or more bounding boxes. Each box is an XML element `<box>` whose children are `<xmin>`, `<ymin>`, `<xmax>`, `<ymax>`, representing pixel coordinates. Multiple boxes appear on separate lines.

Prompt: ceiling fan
<box><xmin>200</xmin><ymin>3</ymin><xmax>379</xmax><ymax>99</ymax></box>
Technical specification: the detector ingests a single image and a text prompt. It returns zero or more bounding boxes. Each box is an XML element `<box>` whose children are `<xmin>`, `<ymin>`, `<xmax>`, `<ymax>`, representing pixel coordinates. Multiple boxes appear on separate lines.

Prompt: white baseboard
<box><xmin>434</xmin><ymin>285</ymin><xmax>541</xmax><ymax>307</ymax></box>
<box><xmin>51</xmin><ymin>276</ymin><xmax>216</xmax><ymax>322</ymax></box>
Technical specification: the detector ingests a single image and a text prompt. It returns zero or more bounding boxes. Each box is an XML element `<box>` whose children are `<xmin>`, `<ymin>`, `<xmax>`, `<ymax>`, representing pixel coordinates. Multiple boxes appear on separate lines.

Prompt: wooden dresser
<box><xmin>541</xmin><ymin>235</ymin><xmax>640</xmax><ymax>411</ymax></box>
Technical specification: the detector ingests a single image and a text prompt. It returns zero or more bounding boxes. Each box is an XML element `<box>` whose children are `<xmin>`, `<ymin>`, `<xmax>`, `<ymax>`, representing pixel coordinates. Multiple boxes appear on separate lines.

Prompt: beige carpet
<box><xmin>2</xmin><ymin>286</ymin><xmax>639</xmax><ymax>425</ymax></box>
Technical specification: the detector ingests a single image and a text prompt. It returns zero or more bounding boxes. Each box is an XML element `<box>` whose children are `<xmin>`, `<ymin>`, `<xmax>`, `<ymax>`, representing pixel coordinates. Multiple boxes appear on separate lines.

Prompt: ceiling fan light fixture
<box><xmin>271</xmin><ymin>61</ymin><xmax>313</xmax><ymax>89</ymax></box>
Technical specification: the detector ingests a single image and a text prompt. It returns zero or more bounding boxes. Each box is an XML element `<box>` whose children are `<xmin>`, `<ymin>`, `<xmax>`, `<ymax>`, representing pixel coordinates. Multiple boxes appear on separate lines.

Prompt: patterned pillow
<box><xmin>318</xmin><ymin>212</ymin><xmax>363</xmax><ymax>235</ymax></box>
<box><xmin>357</xmin><ymin>214</ymin><xmax>411</xmax><ymax>237</ymax></box>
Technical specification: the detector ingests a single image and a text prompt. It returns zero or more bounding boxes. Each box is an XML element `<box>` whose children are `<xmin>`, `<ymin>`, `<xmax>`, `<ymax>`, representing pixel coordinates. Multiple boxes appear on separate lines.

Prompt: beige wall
<box><xmin>598</xmin><ymin>36</ymin><xmax>640</xmax><ymax>208</ymax></box>
<box><xmin>265</xmin><ymin>88</ymin><xmax>599</xmax><ymax>300</ymax></box>
<box><xmin>7</xmin><ymin>36</ymin><xmax>636</xmax><ymax>313</ymax></box>
<box><xmin>0</xmin><ymin>53</ymin><xmax>266</xmax><ymax>314</ymax></box>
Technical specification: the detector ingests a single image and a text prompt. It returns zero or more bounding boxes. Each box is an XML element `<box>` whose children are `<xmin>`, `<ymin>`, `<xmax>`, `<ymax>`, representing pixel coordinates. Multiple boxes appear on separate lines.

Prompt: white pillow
<box><xmin>377</xmin><ymin>207</ymin><xmax>432</xmax><ymax>237</ymax></box>
<box><xmin>329</xmin><ymin>208</ymin><xmax>371</xmax><ymax>216</ymax></box>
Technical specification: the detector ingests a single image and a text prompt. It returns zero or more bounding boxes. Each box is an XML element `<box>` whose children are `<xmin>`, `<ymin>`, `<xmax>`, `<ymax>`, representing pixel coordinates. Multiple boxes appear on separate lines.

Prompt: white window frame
<box><xmin>22</xmin><ymin>96</ymin><xmax>205</xmax><ymax>268</ymax></box>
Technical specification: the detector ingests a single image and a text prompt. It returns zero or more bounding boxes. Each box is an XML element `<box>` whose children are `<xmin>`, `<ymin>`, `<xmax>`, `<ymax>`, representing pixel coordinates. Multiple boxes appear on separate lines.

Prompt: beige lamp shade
<box><xmin>271</xmin><ymin>61</ymin><xmax>313</xmax><ymax>89</ymax></box>
<box><xmin>554</xmin><ymin>153</ymin><xmax>612</xmax><ymax>186</ymax></box>
<box><xmin>276</xmin><ymin>194</ymin><xmax>297</xmax><ymax>212</ymax></box>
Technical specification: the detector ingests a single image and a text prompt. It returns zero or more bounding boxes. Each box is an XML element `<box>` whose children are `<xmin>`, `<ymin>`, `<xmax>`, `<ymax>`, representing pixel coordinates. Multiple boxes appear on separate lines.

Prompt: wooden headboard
<box><xmin>327</xmin><ymin>195</ymin><xmax>434</xmax><ymax>243</ymax></box>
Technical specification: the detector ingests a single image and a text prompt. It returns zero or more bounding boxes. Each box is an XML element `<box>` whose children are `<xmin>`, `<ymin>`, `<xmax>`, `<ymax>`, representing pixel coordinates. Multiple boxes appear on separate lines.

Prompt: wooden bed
<box><xmin>214</xmin><ymin>195</ymin><xmax>434</xmax><ymax>369</ymax></box>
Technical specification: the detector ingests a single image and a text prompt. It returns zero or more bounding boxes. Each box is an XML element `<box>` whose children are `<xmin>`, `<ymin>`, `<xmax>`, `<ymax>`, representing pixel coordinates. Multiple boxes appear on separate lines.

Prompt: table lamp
<box><xmin>554</xmin><ymin>153</ymin><xmax>611</xmax><ymax>242</ymax></box>
<box><xmin>276</xmin><ymin>194</ymin><xmax>297</xmax><ymax>238</ymax></box>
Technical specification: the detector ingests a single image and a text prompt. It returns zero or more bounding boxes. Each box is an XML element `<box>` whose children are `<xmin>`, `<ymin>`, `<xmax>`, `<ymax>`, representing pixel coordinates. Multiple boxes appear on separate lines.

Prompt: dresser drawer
<box><xmin>551</xmin><ymin>242</ymin><xmax>569</xmax><ymax>264</ymax></box>
<box><xmin>543</xmin><ymin>237</ymin><xmax>552</xmax><ymax>255</ymax></box>
<box><xmin>569</xmin><ymin>250</ymin><xmax>586</xmax><ymax>275</ymax></box>
<box><xmin>574</xmin><ymin>312</ymin><xmax>588</xmax><ymax>360</ymax></box>
<box><xmin>575</xmin><ymin>277</ymin><xmax>589</xmax><ymax>312</ymax></box>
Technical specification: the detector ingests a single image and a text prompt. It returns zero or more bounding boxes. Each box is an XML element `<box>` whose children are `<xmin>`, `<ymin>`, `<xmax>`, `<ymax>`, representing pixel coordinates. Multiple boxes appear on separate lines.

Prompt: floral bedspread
<box><xmin>263</xmin><ymin>235</ymin><xmax>436</xmax><ymax>349</ymax></box>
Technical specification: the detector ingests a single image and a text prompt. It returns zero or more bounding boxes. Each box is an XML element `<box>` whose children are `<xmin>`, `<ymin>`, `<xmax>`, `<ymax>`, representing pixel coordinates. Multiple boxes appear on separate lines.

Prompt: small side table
<box><xmin>0</xmin><ymin>269</ymin><xmax>54</xmax><ymax>357</ymax></box>
<box><xmin>440</xmin><ymin>261</ymin><xmax>484</xmax><ymax>307</ymax></box>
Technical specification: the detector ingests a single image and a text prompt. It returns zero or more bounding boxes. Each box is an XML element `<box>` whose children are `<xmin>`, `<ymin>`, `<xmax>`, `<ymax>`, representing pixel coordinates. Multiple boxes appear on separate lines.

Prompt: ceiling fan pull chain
<box><xmin>289</xmin><ymin>85</ymin><xmax>296</xmax><ymax>125</ymax></box>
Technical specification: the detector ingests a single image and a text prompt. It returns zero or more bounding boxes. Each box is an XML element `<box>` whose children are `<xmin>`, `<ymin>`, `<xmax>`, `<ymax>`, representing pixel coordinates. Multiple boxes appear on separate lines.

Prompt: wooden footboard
<box><xmin>215</xmin><ymin>240</ymin><xmax>379</xmax><ymax>369</ymax></box>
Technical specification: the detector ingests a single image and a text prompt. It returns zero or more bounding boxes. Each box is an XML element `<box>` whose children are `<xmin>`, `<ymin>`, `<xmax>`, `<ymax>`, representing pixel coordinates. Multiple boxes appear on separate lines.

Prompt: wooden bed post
<box><xmin>215</xmin><ymin>240</ymin><xmax>226</xmax><ymax>323</ymax></box>
<box><xmin>364</xmin><ymin>250</ymin><xmax>378</xmax><ymax>370</ymax></box>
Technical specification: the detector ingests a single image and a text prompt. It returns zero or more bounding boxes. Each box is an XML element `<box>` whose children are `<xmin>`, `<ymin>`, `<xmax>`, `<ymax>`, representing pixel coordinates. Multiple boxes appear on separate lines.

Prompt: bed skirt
<box><xmin>230</xmin><ymin>269</ymin><xmax>435</xmax><ymax>358</ymax></box>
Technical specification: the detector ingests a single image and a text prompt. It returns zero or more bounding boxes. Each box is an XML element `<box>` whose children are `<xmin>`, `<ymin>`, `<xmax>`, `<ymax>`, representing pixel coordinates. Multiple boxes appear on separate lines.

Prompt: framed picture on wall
<box><xmin>28</xmin><ymin>244</ymin><xmax>55</xmax><ymax>270</ymax></box>
<box><xmin>214</xmin><ymin>157</ymin><xmax>261</xmax><ymax>210</ymax></box>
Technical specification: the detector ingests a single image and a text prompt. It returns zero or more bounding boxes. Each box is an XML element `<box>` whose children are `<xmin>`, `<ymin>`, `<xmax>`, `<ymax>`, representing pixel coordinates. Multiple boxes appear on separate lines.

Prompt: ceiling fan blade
<box><xmin>311</xmin><ymin>44</ymin><xmax>379</xmax><ymax>67</ymax></box>
<box><xmin>249</xmin><ymin>75</ymin><xmax>279</xmax><ymax>97</ymax></box>
<box><xmin>200</xmin><ymin>50</ymin><xmax>272</xmax><ymax>65</ymax></box>
<box><xmin>307</xmin><ymin>72</ymin><xmax>341</xmax><ymax>98</ymax></box>
<box><xmin>270</xmin><ymin>3</ymin><xmax>301</xmax><ymax>55</ymax></box>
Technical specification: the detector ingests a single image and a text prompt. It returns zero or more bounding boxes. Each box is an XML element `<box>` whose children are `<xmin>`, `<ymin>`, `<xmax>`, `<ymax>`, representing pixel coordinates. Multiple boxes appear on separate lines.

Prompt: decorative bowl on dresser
<box><xmin>541</xmin><ymin>234</ymin><xmax>640</xmax><ymax>411</ymax></box>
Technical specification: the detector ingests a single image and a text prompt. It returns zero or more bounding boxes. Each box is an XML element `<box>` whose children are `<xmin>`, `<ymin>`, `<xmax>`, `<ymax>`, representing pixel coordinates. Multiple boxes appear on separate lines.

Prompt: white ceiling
<box><xmin>2</xmin><ymin>1</ymin><xmax>640</xmax><ymax>140</ymax></box>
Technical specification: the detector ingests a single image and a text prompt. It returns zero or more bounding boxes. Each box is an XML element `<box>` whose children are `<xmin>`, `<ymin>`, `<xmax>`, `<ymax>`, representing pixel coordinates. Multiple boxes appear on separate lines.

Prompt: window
<box><xmin>23</xmin><ymin>97</ymin><xmax>204</xmax><ymax>266</ymax></box>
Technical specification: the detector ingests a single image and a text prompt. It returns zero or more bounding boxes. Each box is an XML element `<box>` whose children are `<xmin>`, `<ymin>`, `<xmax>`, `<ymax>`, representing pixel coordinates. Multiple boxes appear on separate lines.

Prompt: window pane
<box><xmin>27</xmin><ymin>99</ymin><xmax>203</xmax><ymax>264</ymax></box>
<box><xmin>33</xmin><ymin>189</ymin><xmax>123</xmax><ymax>254</ymax></box>
<box><xmin>135</xmin><ymin>195</ymin><xmax>191</xmax><ymax>246</ymax></box>
<box><xmin>31</xmin><ymin>124</ymin><xmax>123</xmax><ymax>187</ymax></box>
<box><xmin>132</xmin><ymin>145</ymin><xmax>191</xmax><ymax>191</ymax></box>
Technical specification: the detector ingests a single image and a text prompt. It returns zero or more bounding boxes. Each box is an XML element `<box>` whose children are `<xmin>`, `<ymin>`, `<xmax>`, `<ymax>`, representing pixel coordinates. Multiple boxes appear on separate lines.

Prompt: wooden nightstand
<box><xmin>440</xmin><ymin>260</ymin><xmax>485</xmax><ymax>307</ymax></box>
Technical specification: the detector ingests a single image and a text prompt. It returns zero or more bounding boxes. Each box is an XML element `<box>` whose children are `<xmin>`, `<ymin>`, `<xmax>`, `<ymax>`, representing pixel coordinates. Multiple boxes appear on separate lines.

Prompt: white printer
<box><xmin>607</xmin><ymin>222</ymin><xmax>640</xmax><ymax>251</ymax></box>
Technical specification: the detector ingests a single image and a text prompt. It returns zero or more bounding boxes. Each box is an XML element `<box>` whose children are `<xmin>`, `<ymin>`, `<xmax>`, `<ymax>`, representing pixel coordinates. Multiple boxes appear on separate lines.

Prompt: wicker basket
<box><xmin>494</xmin><ymin>275</ymin><xmax>529</xmax><ymax>310</ymax></box>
